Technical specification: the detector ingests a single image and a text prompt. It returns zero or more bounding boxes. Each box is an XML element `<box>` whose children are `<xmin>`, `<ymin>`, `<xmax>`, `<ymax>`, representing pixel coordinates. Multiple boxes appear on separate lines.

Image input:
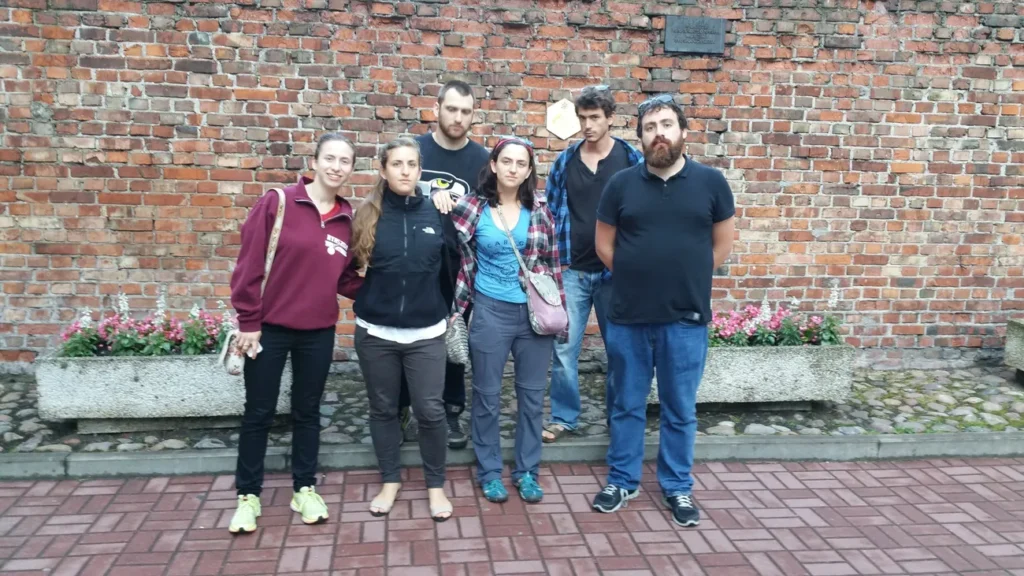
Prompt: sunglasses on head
<box><xmin>637</xmin><ymin>94</ymin><xmax>676</xmax><ymax>117</ymax></box>
<box><xmin>581</xmin><ymin>84</ymin><xmax>610</xmax><ymax>95</ymax></box>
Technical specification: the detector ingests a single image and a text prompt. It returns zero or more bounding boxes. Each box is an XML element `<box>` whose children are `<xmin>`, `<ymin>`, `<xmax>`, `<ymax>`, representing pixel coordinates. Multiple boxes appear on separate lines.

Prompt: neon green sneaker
<box><xmin>290</xmin><ymin>486</ymin><xmax>329</xmax><ymax>525</ymax></box>
<box><xmin>228</xmin><ymin>494</ymin><xmax>261</xmax><ymax>534</ymax></box>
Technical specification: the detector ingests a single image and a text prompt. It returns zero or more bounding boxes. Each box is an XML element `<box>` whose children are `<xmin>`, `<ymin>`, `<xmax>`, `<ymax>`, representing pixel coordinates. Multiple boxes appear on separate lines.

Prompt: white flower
<box><xmin>756</xmin><ymin>294</ymin><xmax>771</xmax><ymax>325</ymax></box>
<box><xmin>827</xmin><ymin>283</ymin><xmax>840</xmax><ymax>310</ymax></box>
<box><xmin>220</xmin><ymin>309</ymin><xmax>237</xmax><ymax>331</ymax></box>
<box><xmin>742</xmin><ymin>317</ymin><xmax>762</xmax><ymax>335</ymax></box>
<box><xmin>116</xmin><ymin>291</ymin><xmax>130</xmax><ymax>321</ymax></box>
<box><xmin>79</xmin><ymin>307</ymin><xmax>93</xmax><ymax>329</ymax></box>
<box><xmin>189</xmin><ymin>304</ymin><xmax>200</xmax><ymax>318</ymax></box>
<box><xmin>789</xmin><ymin>297</ymin><xmax>800</xmax><ymax>309</ymax></box>
<box><xmin>154</xmin><ymin>286</ymin><xmax>167</xmax><ymax>324</ymax></box>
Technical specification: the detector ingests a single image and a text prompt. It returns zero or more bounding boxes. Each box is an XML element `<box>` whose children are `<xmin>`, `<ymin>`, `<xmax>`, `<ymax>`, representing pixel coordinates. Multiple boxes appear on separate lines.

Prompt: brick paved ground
<box><xmin>3</xmin><ymin>459</ymin><xmax>1024</xmax><ymax>575</ymax></box>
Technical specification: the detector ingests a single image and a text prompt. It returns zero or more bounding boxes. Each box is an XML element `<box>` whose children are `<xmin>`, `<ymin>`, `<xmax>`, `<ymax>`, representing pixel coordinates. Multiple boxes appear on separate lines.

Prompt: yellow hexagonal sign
<box><xmin>546</xmin><ymin>99</ymin><xmax>581</xmax><ymax>141</ymax></box>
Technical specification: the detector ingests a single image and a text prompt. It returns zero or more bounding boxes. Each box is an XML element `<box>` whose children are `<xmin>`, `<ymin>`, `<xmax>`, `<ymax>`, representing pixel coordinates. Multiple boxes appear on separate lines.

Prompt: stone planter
<box><xmin>36</xmin><ymin>355</ymin><xmax>292</xmax><ymax>429</ymax></box>
<box><xmin>647</xmin><ymin>345</ymin><xmax>856</xmax><ymax>404</ymax></box>
<box><xmin>1007</xmin><ymin>319</ymin><xmax>1024</xmax><ymax>381</ymax></box>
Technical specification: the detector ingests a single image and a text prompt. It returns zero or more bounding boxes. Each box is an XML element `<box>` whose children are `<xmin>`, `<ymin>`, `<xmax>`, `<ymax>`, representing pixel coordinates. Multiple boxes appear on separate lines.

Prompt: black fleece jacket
<box><xmin>353</xmin><ymin>185</ymin><xmax>459</xmax><ymax>328</ymax></box>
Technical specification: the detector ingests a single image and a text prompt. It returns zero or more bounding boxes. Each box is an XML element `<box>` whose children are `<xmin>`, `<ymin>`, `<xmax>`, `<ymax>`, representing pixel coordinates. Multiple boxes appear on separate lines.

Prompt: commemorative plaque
<box><xmin>665</xmin><ymin>16</ymin><xmax>726</xmax><ymax>55</ymax></box>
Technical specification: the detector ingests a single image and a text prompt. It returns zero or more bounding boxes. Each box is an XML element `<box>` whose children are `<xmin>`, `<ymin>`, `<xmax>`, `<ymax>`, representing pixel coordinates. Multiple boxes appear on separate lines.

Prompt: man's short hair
<box><xmin>574</xmin><ymin>85</ymin><xmax>615</xmax><ymax>117</ymax></box>
<box><xmin>438</xmin><ymin>80</ymin><xmax>474</xmax><ymax>105</ymax></box>
<box><xmin>636</xmin><ymin>94</ymin><xmax>687</xmax><ymax>138</ymax></box>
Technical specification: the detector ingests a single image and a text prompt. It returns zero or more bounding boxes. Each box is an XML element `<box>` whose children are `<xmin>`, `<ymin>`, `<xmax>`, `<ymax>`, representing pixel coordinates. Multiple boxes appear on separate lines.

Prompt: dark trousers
<box><xmin>235</xmin><ymin>323</ymin><xmax>335</xmax><ymax>496</ymax></box>
<box><xmin>355</xmin><ymin>326</ymin><xmax>448</xmax><ymax>488</ymax></box>
<box><xmin>399</xmin><ymin>360</ymin><xmax>466</xmax><ymax>415</ymax></box>
<box><xmin>399</xmin><ymin>304</ymin><xmax>471</xmax><ymax>414</ymax></box>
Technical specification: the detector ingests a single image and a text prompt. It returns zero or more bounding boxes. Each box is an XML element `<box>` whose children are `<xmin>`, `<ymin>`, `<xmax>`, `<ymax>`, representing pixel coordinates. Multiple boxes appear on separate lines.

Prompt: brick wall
<box><xmin>1</xmin><ymin>0</ymin><xmax>1022</xmax><ymax>372</ymax></box>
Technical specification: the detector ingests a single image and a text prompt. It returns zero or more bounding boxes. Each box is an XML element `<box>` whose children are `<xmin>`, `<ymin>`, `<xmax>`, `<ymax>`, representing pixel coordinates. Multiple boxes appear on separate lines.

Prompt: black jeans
<box><xmin>235</xmin><ymin>323</ymin><xmax>335</xmax><ymax>496</ymax></box>
<box><xmin>398</xmin><ymin>304</ymin><xmax>471</xmax><ymax>415</ymax></box>
<box><xmin>355</xmin><ymin>326</ymin><xmax>448</xmax><ymax>488</ymax></box>
<box><xmin>399</xmin><ymin>360</ymin><xmax>466</xmax><ymax>415</ymax></box>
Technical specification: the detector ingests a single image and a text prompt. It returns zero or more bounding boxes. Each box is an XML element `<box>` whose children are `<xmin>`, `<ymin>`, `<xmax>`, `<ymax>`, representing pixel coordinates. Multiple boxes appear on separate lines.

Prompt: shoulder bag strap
<box><xmin>259</xmin><ymin>188</ymin><xmax>286</xmax><ymax>298</ymax></box>
<box><xmin>494</xmin><ymin>204</ymin><xmax>531</xmax><ymax>279</ymax></box>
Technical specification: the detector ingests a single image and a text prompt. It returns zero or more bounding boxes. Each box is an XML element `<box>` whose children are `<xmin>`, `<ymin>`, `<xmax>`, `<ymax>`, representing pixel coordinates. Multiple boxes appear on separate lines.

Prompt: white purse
<box><xmin>219</xmin><ymin>188</ymin><xmax>286</xmax><ymax>375</ymax></box>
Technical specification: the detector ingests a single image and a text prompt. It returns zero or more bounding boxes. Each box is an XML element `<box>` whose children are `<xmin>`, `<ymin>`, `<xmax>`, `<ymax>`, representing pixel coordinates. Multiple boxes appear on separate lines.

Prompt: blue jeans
<box><xmin>549</xmin><ymin>270</ymin><xmax>611</xmax><ymax>431</ymax></box>
<box><xmin>604</xmin><ymin>320</ymin><xmax>708</xmax><ymax>496</ymax></box>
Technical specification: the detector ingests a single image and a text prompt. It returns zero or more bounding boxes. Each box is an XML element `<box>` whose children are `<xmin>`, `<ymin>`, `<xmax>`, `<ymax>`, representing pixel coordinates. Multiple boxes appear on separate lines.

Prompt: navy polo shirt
<box><xmin>596</xmin><ymin>156</ymin><xmax>735</xmax><ymax>325</ymax></box>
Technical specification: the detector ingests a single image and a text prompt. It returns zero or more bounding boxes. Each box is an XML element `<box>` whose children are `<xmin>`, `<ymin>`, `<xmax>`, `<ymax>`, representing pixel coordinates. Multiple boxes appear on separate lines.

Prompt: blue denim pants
<box><xmin>604</xmin><ymin>320</ymin><xmax>708</xmax><ymax>496</ymax></box>
<box><xmin>548</xmin><ymin>270</ymin><xmax>611</xmax><ymax>431</ymax></box>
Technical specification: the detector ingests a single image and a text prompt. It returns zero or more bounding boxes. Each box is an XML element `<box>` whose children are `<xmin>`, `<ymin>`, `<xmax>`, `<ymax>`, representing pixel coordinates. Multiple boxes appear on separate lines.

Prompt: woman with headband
<box><xmin>449</xmin><ymin>137</ymin><xmax>567</xmax><ymax>504</ymax></box>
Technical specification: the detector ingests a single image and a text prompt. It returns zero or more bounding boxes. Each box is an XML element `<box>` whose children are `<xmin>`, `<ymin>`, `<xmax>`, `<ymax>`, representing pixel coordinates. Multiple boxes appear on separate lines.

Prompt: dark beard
<box><xmin>644</xmin><ymin>137</ymin><xmax>683</xmax><ymax>169</ymax></box>
<box><xmin>439</xmin><ymin>120</ymin><xmax>466</xmax><ymax>141</ymax></box>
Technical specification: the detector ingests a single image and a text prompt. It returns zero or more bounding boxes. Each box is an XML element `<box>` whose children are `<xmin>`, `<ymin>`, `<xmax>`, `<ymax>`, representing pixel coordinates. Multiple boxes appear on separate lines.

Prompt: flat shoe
<box><xmin>369</xmin><ymin>486</ymin><xmax>401</xmax><ymax>517</ymax></box>
<box><xmin>430</xmin><ymin>503</ymin><xmax>453</xmax><ymax>523</ymax></box>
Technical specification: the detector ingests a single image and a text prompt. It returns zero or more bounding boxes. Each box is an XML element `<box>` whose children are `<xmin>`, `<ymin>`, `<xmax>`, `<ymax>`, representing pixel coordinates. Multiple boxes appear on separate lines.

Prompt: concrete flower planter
<box><xmin>36</xmin><ymin>355</ymin><xmax>292</xmax><ymax>428</ymax></box>
<box><xmin>1007</xmin><ymin>319</ymin><xmax>1024</xmax><ymax>381</ymax></box>
<box><xmin>648</xmin><ymin>345</ymin><xmax>856</xmax><ymax>404</ymax></box>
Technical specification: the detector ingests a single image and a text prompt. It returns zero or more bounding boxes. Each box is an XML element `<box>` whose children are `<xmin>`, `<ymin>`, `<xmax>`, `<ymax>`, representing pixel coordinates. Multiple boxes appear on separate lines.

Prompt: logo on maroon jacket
<box><xmin>325</xmin><ymin>234</ymin><xmax>348</xmax><ymax>256</ymax></box>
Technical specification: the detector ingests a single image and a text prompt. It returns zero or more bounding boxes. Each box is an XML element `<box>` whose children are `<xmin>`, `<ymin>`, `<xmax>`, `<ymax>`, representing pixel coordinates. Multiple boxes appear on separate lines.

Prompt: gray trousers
<box><xmin>355</xmin><ymin>326</ymin><xmax>447</xmax><ymax>488</ymax></box>
<box><xmin>469</xmin><ymin>292</ymin><xmax>554</xmax><ymax>485</ymax></box>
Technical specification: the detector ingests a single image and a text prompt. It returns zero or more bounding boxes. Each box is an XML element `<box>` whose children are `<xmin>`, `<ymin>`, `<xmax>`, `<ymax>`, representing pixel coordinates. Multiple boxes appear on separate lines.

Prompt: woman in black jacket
<box><xmin>350</xmin><ymin>137</ymin><xmax>457</xmax><ymax>522</ymax></box>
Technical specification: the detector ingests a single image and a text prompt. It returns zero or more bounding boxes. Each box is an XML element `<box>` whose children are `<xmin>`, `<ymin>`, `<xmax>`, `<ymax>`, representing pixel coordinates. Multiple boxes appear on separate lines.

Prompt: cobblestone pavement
<box><xmin>5</xmin><ymin>458</ymin><xmax>1024</xmax><ymax>574</ymax></box>
<box><xmin>2</xmin><ymin>366</ymin><xmax>1022</xmax><ymax>454</ymax></box>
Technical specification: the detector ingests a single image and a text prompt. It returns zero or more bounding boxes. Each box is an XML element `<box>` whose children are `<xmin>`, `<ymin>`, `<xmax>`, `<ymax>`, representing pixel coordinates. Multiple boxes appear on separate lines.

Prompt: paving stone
<box><xmin>1</xmin><ymin>367</ymin><xmax>1022</xmax><ymax>454</ymax></box>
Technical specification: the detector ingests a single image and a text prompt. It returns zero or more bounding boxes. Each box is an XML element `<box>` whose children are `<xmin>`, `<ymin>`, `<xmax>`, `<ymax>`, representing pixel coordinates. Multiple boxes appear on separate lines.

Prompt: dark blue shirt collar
<box><xmin>639</xmin><ymin>154</ymin><xmax>691</xmax><ymax>182</ymax></box>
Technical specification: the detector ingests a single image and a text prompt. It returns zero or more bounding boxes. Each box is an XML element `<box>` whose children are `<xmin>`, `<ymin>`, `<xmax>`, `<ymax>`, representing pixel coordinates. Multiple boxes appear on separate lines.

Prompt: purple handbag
<box><xmin>495</xmin><ymin>205</ymin><xmax>568</xmax><ymax>336</ymax></box>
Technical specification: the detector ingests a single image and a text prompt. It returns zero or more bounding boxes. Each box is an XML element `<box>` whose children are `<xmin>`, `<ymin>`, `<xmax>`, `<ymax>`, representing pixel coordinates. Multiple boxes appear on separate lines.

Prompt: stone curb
<box><xmin>3</xmin><ymin>433</ymin><xmax>1024</xmax><ymax>480</ymax></box>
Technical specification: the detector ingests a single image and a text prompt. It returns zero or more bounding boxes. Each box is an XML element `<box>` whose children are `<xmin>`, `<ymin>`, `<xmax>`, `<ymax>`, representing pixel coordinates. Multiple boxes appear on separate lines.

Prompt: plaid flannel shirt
<box><xmin>450</xmin><ymin>192</ymin><xmax>567</xmax><ymax>337</ymax></box>
<box><xmin>545</xmin><ymin>137</ymin><xmax>645</xmax><ymax>267</ymax></box>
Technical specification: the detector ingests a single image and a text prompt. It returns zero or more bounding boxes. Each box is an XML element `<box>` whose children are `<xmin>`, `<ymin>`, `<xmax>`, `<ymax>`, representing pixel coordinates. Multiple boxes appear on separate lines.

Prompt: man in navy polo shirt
<box><xmin>590</xmin><ymin>95</ymin><xmax>735</xmax><ymax>527</ymax></box>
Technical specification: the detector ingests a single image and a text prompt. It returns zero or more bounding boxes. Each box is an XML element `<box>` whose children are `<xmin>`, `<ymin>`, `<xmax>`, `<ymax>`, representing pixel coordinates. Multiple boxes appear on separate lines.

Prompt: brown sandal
<box><xmin>542</xmin><ymin>424</ymin><xmax>570</xmax><ymax>444</ymax></box>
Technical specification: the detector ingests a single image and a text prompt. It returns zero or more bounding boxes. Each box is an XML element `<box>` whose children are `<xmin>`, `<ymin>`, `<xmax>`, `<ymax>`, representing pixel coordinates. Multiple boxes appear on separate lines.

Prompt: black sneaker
<box><xmin>400</xmin><ymin>406</ymin><xmax>418</xmax><ymax>444</ymax></box>
<box><xmin>446</xmin><ymin>408</ymin><xmax>468</xmax><ymax>450</ymax></box>
<box><xmin>592</xmin><ymin>484</ymin><xmax>639</xmax><ymax>513</ymax></box>
<box><xmin>663</xmin><ymin>494</ymin><xmax>700</xmax><ymax>527</ymax></box>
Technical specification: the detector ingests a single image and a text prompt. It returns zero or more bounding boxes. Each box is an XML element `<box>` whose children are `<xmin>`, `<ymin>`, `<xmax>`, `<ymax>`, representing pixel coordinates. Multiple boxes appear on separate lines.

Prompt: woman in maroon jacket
<box><xmin>227</xmin><ymin>133</ymin><xmax>363</xmax><ymax>535</ymax></box>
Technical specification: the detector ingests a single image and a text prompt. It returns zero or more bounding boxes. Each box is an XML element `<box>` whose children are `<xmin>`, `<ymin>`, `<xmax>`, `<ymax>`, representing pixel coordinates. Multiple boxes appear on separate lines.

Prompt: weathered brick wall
<box><xmin>1</xmin><ymin>0</ymin><xmax>1022</xmax><ymax>372</ymax></box>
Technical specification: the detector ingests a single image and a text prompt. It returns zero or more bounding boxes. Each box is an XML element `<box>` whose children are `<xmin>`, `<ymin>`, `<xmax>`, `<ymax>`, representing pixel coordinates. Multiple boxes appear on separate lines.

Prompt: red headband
<box><xmin>495</xmin><ymin>137</ymin><xmax>534</xmax><ymax>157</ymax></box>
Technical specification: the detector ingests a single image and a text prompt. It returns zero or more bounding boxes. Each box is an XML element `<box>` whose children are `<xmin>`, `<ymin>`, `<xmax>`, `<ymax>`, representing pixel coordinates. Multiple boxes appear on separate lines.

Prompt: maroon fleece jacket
<box><xmin>230</xmin><ymin>176</ymin><xmax>363</xmax><ymax>333</ymax></box>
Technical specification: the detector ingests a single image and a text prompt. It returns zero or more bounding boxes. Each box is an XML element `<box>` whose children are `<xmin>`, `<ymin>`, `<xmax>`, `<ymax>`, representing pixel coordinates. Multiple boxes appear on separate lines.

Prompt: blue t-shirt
<box><xmin>474</xmin><ymin>205</ymin><xmax>529</xmax><ymax>304</ymax></box>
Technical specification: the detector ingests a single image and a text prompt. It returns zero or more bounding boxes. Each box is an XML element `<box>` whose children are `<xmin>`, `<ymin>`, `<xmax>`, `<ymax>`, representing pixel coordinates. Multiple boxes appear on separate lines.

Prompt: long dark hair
<box><xmin>476</xmin><ymin>138</ymin><xmax>537</xmax><ymax>209</ymax></box>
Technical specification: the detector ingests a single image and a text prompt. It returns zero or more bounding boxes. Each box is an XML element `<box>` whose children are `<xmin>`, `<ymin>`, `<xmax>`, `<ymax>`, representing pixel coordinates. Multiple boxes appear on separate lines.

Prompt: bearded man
<box><xmin>590</xmin><ymin>95</ymin><xmax>735</xmax><ymax>528</ymax></box>
<box><xmin>396</xmin><ymin>80</ymin><xmax>489</xmax><ymax>450</ymax></box>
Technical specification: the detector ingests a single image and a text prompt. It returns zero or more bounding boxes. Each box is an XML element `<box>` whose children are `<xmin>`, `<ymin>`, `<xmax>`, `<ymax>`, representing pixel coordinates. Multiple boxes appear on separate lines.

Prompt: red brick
<box><xmin>1</xmin><ymin>0</ymin><xmax>1020</xmax><ymax>368</ymax></box>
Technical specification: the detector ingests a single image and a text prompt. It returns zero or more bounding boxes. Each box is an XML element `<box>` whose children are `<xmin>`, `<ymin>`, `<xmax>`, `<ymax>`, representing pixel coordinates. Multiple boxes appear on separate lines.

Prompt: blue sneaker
<box><xmin>514</xmin><ymin>473</ymin><xmax>543</xmax><ymax>503</ymax></box>
<box><xmin>481</xmin><ymin>479</ymin><xmax>509</xmax><ymax>503</ymax></box>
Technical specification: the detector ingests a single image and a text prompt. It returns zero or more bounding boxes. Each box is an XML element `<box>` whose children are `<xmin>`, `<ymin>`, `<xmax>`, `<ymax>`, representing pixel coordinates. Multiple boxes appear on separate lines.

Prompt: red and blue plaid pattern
<box><xmin>450</xmin><ymin>193</ymin><xmax>566</xmax><ymax>322</ymax></box>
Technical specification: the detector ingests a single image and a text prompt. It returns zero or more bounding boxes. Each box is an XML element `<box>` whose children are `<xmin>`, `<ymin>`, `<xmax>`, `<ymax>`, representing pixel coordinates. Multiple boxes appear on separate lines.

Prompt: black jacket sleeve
<box><xmin>438</xmin><ymin>207</ymin><xmax>460</xmax><ymax>307</ymax></box>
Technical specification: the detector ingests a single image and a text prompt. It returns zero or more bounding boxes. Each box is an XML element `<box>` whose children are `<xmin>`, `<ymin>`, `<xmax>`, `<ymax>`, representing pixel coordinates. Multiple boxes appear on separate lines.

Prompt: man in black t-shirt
<box><xmin>543</xmin><ymin>86</ymin><xmax>644</xmax><ymax>444</ymax></box>
<box><xmin>397</xmin><ymin>80</ymin><xmax>489</xmax><ymax>450</ymax></box>
<box><xmin>590</xmin><ymin>95</ymin><xmax>735</xmax><ymax>529</ymax></box>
